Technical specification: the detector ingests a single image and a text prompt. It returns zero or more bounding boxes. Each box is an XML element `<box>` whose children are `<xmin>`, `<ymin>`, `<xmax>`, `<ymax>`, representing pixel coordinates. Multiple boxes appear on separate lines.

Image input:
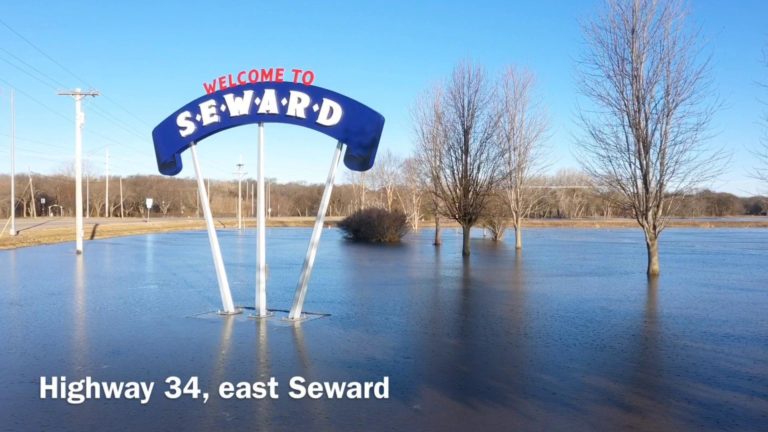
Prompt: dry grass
<box><xmin>0</xmin><ymin>217</ymin><xmax>342</xmax><ymax>250</ymax></box>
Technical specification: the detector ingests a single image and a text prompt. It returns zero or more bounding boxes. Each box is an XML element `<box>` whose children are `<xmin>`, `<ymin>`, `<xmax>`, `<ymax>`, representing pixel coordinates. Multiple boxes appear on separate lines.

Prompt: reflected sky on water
<box><xmin>0</xmin><ymin>227</ymin><xmax>766</xmax><ymax>431</ymax></box>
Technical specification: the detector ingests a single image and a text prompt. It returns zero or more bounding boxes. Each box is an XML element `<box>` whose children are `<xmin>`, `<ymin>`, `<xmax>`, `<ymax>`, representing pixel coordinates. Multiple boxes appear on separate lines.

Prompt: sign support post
<box><xmin>254</xmin><ymin>123</ymin><xmax>268</xmax><ymax>317</ymax></box>
<box><xmin>190</xmin><ymin>142</ymin><xmax>238</xmax><ymax>315</ymax></box>
<box><xmin>289</xmin><ymin>141</ymin><xmax>344</xmax><ymax>320</ymax></box>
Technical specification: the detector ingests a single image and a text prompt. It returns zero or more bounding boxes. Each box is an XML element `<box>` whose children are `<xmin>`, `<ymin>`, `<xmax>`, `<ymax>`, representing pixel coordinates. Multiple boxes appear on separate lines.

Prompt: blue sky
<box><xmin>0</xmin><ymin>1</ymin><xmax>766</xmax><ymax>195</ymax></box>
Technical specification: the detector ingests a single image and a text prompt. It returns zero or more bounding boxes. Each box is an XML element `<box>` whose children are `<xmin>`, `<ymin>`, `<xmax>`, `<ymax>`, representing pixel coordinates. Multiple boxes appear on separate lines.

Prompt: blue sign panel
<box><xmin>152</xmin><ymin>82</ymin><xmax>385</xmax><ymax>175</ymax></box>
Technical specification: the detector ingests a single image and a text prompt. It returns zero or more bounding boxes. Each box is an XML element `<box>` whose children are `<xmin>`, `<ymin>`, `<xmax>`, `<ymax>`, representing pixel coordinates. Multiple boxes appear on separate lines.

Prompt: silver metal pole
<box><xmin>74</xmin><ymin>91</ymin><xmax>84</xmax><ymax>252</ymax></box>
<box><xmin>236</xmin><ymin>156</ymin><xmax>244</xmax><ymax>230</ymax></box>
<box><xmin>190</xmin><ymin>142</ymin><xmax>238</xmax><ymax>315</ymax></box>
<box><xmin>9</xmin><ymin>89</ymin><xmax>16</xmax><ymax>236</ymax></box>
<box><xmin>288</xmin><ymin>141</ymin><xmax>344</xmax><ymax>320</ymax></box>
<box><xmin>254</xmin><ymin>123</ymin><xmax>268</xmax><ymax>317</ymax></box>
<box><xmin>105</xmin><ymin>149</ymin><xmax>109</xmax><ymax>218</ymax></box>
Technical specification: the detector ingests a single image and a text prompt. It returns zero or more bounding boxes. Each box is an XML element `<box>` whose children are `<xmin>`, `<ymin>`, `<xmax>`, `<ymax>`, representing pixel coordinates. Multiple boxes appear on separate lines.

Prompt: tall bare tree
<box><xmin>754</xmin><ymin>47</ymin><xmax>768</xmax><ymax>184</ymax></box>
<box><xmin>577</xmin><ymin>0</ymin><xmax>721</xmax><ymax>276</ymax></box>
<box><xmin>498</xmin><ymin>67</ymin><xmax>549</xmax><ymax>249</ymax></box>
<box><xmin>413</xmin><ymin>86</ymin><xmax>447</xmax><ymax>246</ymax></box>
<box><xmin>418</xmin><ymin>62</ymin><xmax>505</xmax><ymax>256</ymax></box>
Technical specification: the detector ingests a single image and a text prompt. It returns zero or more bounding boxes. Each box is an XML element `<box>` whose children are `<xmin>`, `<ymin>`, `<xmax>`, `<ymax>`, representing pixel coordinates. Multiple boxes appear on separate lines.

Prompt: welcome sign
<box><xmin>152</xmin><ymin>75</ymin><xmax>385</xmax><ymax>320</ymax></box>
<box><xmin>152</xmin><ymin>81</ymin><xmax>385</xmax><ymax>176</ymax></box>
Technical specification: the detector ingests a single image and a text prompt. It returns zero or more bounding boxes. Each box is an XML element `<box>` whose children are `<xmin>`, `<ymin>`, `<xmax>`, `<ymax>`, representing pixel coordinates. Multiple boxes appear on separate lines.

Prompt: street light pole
<box><xmin>234</xmin><ymin>156</ymin><xmax>246</xmax><ymax>230</ymax></box>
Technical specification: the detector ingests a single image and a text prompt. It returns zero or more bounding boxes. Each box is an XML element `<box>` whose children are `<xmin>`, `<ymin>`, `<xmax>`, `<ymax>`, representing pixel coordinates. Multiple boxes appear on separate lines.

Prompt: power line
<box><xmin>0</xmin><ymin>77</ymin><xmax>71</xmax><ymax>123</ymax></box>
<box><xmin>0</xmin><ymin>74</ymin><xmax>146</xmax><ymax>154</ymax></box>
<box><xmin>0</xmin><ymin>82</ymin><xmax>138</xmax><ymax>152</ymax></box>
<box><xmin>0</xmin><ymin>50</ymin><xmax>65</xmax><ymax>90</ymax></box>
<box><xmin>0</xmin><ymin>133</ymin><xmax>71</xmax><ymax>152</ymax></box>
<box><xmin>0</xmin><ymin>17</ymin><xmax>90</xmax><ymax>88</ymax></box>
<box><xmin>0</xmin><ymin>17</ymin><xmax>153</xmax><ymax>129</ymax></box>
<box><xmin>88</xmin><ymin>101</ymin><xmax>149</xmax><ymax>141</ymax></box>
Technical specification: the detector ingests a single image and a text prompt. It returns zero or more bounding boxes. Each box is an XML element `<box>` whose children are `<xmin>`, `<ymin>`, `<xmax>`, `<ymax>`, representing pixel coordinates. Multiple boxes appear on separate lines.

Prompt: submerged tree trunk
<box><xmin>433</xmin><ymin>212</ymin><xmax>442</xmax><ymax>246</ymax></box>
<box><xmin>512</xmin><ymin>213</ymin><xmax>523</xmax><ymax>249</ymax></box>
<box><xmin>462</xmin><ymin>224</ymin><xmax>471</xmax><ymax>256</ymax></box>
<box><xmin>646</xmin><ymin>234</ymin><xmax>660</xmax><ymax>277</ymax></box>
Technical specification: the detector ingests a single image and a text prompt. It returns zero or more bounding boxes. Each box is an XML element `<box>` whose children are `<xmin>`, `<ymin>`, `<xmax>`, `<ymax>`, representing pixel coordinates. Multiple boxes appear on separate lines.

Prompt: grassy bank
<box><xmin>0</xmin><ymin>217</ymin><xmax>342</xmax><ymax>250</ymax></box>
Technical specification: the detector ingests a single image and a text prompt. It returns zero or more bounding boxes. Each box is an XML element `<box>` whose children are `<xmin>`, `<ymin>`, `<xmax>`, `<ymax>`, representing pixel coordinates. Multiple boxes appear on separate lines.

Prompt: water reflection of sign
<box><xmin>153</xmin><ymin>82</ymin><xmax>385</xmax><ymax>176</ymax></box>
<box><xmin>152</xmin><ymin>79</ymin><xmax>385</xmax><ymax>321</ymax></box>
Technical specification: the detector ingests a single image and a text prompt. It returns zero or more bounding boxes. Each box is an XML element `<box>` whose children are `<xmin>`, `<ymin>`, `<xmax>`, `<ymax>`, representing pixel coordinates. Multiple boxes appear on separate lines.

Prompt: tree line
<box><xmin>0</xmin><ymin>170</ymin><xmax>763</xmax><ymax>221</ymax></box>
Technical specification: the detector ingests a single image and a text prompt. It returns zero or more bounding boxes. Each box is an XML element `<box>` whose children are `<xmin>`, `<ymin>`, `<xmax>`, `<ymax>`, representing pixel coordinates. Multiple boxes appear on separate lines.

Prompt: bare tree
<box><xmin>345</xmin><ymin>170</ymin><xmax>369</xmax><ymax>211</ymax></box>
<box><xmin>369</xmin><ymin>149</ymin><xmax>401</xmax><ymax>211</ymax></box>
<box><xmin>413</xmin><ymin>86</ymin><xmax>447</xmax><ymax>246</ymax></box>
<box><xmin>551</xmin><ymin>169</ymin><xmax>593</xmax><ymax>218</ymax></box>
<box><xmin>418</xmin><ymin>62</ymin><xmax>505</xmax><ymax>256</ymax></box>
<box><xmin>158</xmin><ymin>199</ymin><xmax>173</xmax><ymax>216</ymax></box>
<box><xmin>754</xmin><ymin>46</ymin><xmax>768</xmax><ymax>184</ymax></box>
<box><xmin>498</xmin><ymin>67</ymin><xmax>549</xmax><ymax>249</ymax></box>
<box><xmin>397</xmin><ymin>157</ymin><xmax>425</xmax><ymax>230</ymax></box>
<box><xmin>577</xmin><ymin>0</ymin><xmax>721</xmax><ymax>276</ymax></box>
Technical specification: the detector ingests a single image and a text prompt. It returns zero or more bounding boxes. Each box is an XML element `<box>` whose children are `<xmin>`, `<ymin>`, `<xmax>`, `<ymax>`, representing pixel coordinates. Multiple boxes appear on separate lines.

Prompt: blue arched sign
<box><xmin>152</xmin><ymin>78</ymin><xmax>385</xmax><ymax>321</ymax></box>
<box><xmin>152</xmin><ymin>82</ymin><xmax>385</xmax><ymax>175</ymax></box>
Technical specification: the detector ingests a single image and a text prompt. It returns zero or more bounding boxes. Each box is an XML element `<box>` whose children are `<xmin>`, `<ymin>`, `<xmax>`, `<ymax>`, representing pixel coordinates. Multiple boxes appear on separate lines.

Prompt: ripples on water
<box><xmin>0</xmin><ymin>227</ymin><xmax>766</xmax><ymax>431</ymax></box>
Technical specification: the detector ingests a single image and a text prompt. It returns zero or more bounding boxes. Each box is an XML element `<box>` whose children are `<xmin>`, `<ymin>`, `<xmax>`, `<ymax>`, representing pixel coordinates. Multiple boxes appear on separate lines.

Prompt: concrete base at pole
<box><xmin>248</xmin><ymin>310</ymin><xmax>275</xmax><ymax>320</ymax></box>
<box><xmin>192</xmin><ymin>308</ymin><xmax>328</xmax><ymax>325</ymax></box>
<box><xmin>218</xmin><ymin>307</ymin><xmax>244</xmax><ymax>316</ymax></box>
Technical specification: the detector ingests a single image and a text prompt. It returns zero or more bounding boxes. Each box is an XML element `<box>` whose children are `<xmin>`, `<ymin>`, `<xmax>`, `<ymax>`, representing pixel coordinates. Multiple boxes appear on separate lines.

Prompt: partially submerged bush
<box><xmin>482</xmin><ymin>195</ymin><xmax>509</xmax><ymax>241</ymax></box>
<box><xmin>338</xmin><ymin>208</ymin><xmax>409</xmax><ymax>243</ymax></box>
<box><xmin>482</xmin><ymin>215</ymin><xmax>507</xmax><ymax>242</ymax></box>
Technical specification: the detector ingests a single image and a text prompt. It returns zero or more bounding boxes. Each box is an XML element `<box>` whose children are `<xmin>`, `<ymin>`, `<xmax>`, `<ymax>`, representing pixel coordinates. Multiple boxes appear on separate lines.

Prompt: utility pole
<box><xmin>86</xmin><ymin>174</ymin><xmax>90</xmax><ymax>218</ymax></box>
<box><xmin>196</xmin><ymin>186</ymin><xmax>200</xmax><ymax>218</ymax></box>
<box><xmin>59</xmin><ymin>88</ymin><xmax>99</xmax><ymax>254</ymax></box>
<box><xmin>119</xmin><ymin>176</ymin><xmax>124</xmax><ymax>218</ymax></box>
<box><xmin>105</xmin><ymin>149</ymin><xmax>109</xmax><ymax>218</ymax></box>
<box><xmin>9</xmin><ymin>89</ymin><xmax>16</xmax><ymax>236</ymax></box>
<box><xmin>234</xmin><ymin>156</ymin><xmax>246</xmax><ymax>230</ymax></box>
<box><xmin>251</xmin><ymin>182</ymin><xmax>255</xmax><ymax>217</ymax></box>
<box><xmin>28</xmin><ymin>170</ymin><xmax>36</xmax><ymax>218</ymax></box>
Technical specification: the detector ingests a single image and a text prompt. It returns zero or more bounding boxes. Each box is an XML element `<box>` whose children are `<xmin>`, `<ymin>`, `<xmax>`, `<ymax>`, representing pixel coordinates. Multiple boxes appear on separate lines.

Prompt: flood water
<box><xmin>1</xmin><ymin>227</ymin><xmax>766</xmax><ymax>431</ymax></box>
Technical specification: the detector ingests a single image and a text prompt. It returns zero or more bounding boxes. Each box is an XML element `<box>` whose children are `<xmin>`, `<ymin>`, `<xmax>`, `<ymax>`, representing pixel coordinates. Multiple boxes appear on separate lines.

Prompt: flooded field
<box><xmin>1</xmin><ymin>228</ymin><xmax>766</xmax><ymax>431</ymax></box>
